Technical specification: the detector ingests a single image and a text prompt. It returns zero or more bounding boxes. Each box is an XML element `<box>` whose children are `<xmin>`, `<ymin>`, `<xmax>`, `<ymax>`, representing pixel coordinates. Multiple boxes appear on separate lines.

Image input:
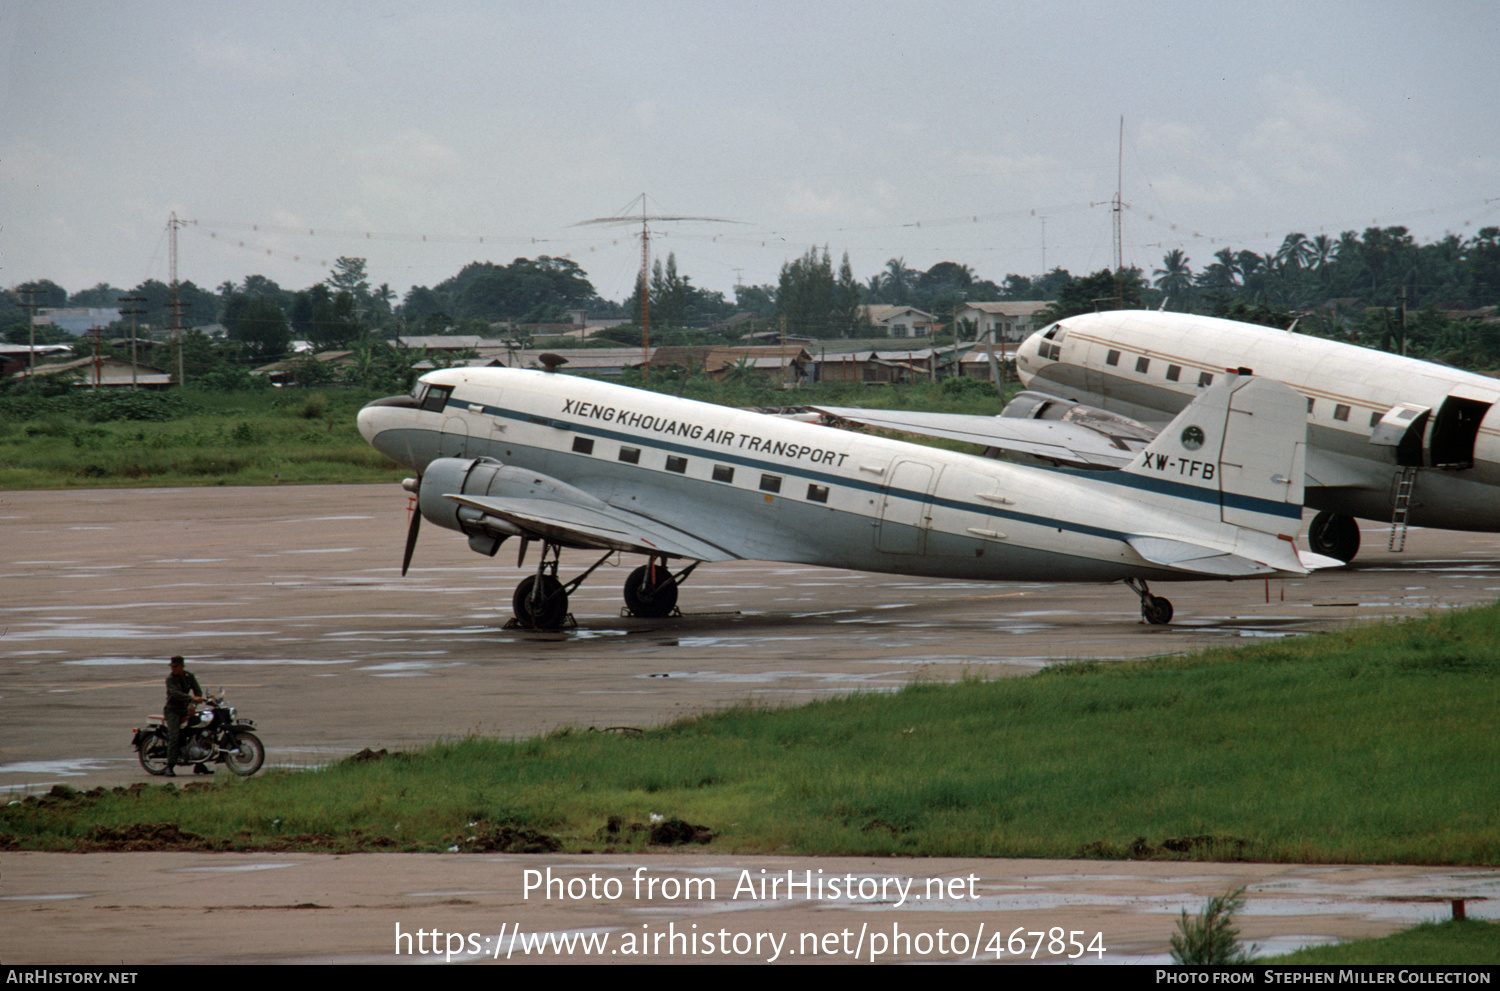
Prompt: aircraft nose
<box><xmin>356</xmin><ymin>402</ymin><xmax>379</xmax><ymax>444</ymax></box>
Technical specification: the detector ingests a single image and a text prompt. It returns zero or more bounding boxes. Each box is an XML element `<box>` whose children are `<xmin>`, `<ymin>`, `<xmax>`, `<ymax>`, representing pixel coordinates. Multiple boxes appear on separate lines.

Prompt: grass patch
<box><xmin>0</xmin><ymin>387</ymin><xmax>409</xmax><ymax>488</ymax></box>
<box><xmin>0</xmin><ymin>378</ymin><xmax>1013</xmax><ymax>490</ymax></box>
<box><xmin>4</xmin><ymin>606</ymin><xmax>1498</xmax><ymax>859</ymax></box>
<box><xmin>1261</xmin><ymin>919</ymin><xmax>1500</xmax><ymax>965</ymax></box>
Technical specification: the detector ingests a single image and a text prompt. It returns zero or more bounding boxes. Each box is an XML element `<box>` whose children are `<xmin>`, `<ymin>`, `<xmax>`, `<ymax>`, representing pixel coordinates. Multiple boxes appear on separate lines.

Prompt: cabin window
<box><xmin>1198</xmin><ymin>372</ymin><xmax>1213</xmax><ymax>387</ymax></box>
<box><xmin>1307</xmin><ymin>398</ymin><xmax>1316</xmax><ymax>414</ymax></box>
<box><xmin>421</xmin><ymin>385</ymin><xmax>452</xmax><ymax>413</ymax></box>
<box><xmin>1369</xmin><ymin>411</ymin><xmax>1382</xmax><ymax>428</ymax></box>
<box><xmin>807</xmin><ymin>483</ymin><xmax>830</xmax><ymax>503</ymax></box>
<box><xmin>760</xmin><ymin>474</ymin><xmax>782</xmax><ymax>494</ymax></box>
<box><xmin>1135</xmin><ymin>356</ymin><xmax>1150</xmax><ymax>374</ymax></box>
<box><xmin>666</xmin><ymin>455</ymin><xmax>688</xmax><ymax>474</ymax></box>
<box><xmin>618</xmin><ymin>446</ymin><xmax>641</xmax><ymax>464</ymax></box>
<box><xmin>712</xmin><ymin>464</ymin><xmax>735</xmax><ymax>483</ymax></box>
<box><xmin>1166</xmin><ymin>364</ymin><xmax>1181</xmax><ymax>382</ymax></box>
<box><xmin>1333</xmin><ymin>404</ymin><xmax>1350</xmax><ymax>422</ymax></box>
<box><xmin>571</xmin><ymin>437</ymin><xmax>594</xmax><ymax>455</ymax></box>
<box><xmin>1105</xmin><ymin>349</ymin><xmax>1120</xmax><ymax>366</ymax></box>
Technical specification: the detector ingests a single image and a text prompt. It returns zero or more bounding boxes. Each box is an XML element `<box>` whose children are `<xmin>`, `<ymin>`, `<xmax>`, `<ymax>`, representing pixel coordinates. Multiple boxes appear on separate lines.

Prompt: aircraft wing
<box><xmin>809</xmin><ymin>406</ymin><xmax>1139</xmax><ymax>468</ymax></box>
<box><xmin>444</xmin><ymin>493</ymin><xmax>738</xmax><ymax>562</ymax></box>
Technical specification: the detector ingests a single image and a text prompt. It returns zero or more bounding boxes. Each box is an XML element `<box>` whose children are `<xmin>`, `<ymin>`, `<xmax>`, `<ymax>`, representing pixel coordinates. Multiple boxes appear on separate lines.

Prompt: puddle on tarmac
<box><xmin>0</xmin><ymin>758</ymin><xmax>121</xmax><ymax>777</ymax></box>
<box><xmin>637</xmin><ymin>670</ymin><xmax>901</xmax><ymax>685</ymax></box>
<box><xmin>11</xmin><ymin>624</ymin><xmax>276</xmax><ymax>640</ymax></box>
<box><xmin>174</xmin><ymin>863</ymin><xmax>301</xmax><ymax>873</ymax></box>
<box><xmin>356</xmin><ymin>661</ymin><xmax>467</xmax><ymax>676</ymax></box>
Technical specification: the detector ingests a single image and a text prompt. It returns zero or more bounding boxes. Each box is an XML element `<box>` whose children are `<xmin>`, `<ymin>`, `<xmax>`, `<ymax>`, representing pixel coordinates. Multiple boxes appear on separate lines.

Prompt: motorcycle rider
<box><xmin>163</xmin><ymin>655</ymin><xmax>210</xmax><ymax>777</ymax></box>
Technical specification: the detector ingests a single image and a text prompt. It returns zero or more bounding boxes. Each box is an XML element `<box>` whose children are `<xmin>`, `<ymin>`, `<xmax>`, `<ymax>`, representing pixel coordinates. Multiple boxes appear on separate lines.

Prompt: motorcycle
<box><xmin>133</xmin><ymin>692</ymin><xmax>264</xmax><ymax>777</ymax></box>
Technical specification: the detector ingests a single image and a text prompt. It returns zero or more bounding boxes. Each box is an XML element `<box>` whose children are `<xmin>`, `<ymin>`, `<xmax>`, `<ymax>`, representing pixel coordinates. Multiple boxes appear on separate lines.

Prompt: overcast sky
<box><xmin>4</xmin><ymin>1</ymin><xmax>1498</xmax><ymax>306</ymax></box>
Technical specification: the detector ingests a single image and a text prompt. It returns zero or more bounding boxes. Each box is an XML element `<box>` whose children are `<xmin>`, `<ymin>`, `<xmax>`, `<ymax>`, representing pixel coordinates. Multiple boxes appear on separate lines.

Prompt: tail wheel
<box><xmin>136</xmin><ymin>730</ymin><xmax>169</xmax><ymax>776</ymax></box>
<box><xmin>224</xmin><ymin>731</ymin><xmax>265</xmax><ymax>776</ymax></box>
<box><xmin>513</xmin><ymin>574</ymin><xmax>569</xmax><ymax>629</ymax></box>
<box><xmin>624</xmin><ymin>564</ymin><xmax>678</xmax><ymax>618</ymax></box>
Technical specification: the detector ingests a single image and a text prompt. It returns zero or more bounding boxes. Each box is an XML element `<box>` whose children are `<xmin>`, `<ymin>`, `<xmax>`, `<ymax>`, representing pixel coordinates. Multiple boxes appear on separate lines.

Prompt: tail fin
<box><xmin>1121</xmin><ymin>372</ymin><xmax>1306</xmax><ymax>539</ymax></box>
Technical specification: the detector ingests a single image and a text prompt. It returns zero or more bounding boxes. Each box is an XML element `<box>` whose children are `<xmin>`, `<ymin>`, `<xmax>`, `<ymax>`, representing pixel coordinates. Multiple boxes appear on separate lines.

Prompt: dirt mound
<box><xmin>82</xmin><ymin>823</ymin><xmax>232</xmax><ymax>852</ymax></box>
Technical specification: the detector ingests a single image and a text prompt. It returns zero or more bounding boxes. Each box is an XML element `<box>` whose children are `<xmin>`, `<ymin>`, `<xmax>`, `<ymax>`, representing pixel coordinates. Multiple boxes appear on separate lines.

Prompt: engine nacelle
<box><xmin>416</xmin><ymin>457</ymin><xmax>615</xmax><ymax>556</ymax></box>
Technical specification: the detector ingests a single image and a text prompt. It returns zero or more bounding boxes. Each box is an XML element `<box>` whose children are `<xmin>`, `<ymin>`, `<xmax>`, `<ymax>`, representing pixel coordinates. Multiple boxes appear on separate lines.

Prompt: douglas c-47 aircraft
<box><xmin>819</xmin><ymin>311</ymin><xmax>1500</xmax><ymax>564</ymax></box>
<box><xmin>357</xmin><ymin>359</ymin><xmax>1338</xmax><ymax>629</ymax></box>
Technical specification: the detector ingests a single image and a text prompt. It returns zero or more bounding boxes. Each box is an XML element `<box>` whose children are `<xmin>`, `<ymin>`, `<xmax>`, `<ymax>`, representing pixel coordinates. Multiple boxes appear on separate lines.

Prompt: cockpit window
<box><xmin>421</xmin><ymin>384</ymin><xmax>453</xmax><ymax>413</ymax></box>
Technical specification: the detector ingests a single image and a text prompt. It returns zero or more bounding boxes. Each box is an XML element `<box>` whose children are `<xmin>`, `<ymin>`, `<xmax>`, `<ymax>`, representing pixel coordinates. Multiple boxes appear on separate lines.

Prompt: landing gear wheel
<box><xmin>224</xmin><ymin>731</ymin><xmax>264</xmax><ymax>776</ymax></box>
<box><xmin>1308</xmin><ymin>511</ymin><xmax>1360</xmax><ymax>563</ymax></box>
<box><xmin>624</xmin><ymin>565</ymin><xmax>679</xmax><ymax>618</ymax></box>
<box><xmin>1142</xmin><ymin>595</ymin><xmax>1174</xmax><ymax>626</ymax></box>
<box><xmin>136</xmin><ymin>730</ymin><xmax>168</xmax><ymax>776</ymax></box>
<box><xmin>513</xmin><ymin>574</ymin><xmax>569</xmax><ymax>629</ymax></box>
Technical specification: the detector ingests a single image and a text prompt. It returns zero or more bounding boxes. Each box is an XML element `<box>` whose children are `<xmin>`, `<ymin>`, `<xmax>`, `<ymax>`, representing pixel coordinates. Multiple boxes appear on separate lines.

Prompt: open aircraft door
<box><xmin>1370</xmin><ymin>403</ymin><xmax>1431</xmax><ymax>468</ymax></box>
<box><xmin>1429</xmin><ymin>385</ymin><xmax>1498</xmax><ymax>469</ymax></box>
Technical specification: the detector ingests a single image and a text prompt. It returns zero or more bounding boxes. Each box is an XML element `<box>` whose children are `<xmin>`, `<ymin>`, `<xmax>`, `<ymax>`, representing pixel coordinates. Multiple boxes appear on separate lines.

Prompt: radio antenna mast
<box><xmin>575</xmin><ymin>194</ymin><xmax>741</xmax><ymax>378</ymax></box>
<box><xmin>1112</xmin><ymin>117</ymin><xmax>1124</xmax><ymax>308</ymax></box>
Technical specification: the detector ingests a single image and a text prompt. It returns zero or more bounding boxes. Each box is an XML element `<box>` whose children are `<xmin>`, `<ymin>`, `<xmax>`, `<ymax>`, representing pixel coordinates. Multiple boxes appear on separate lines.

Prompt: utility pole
<box><xmin>18</xmin><ymin>287</ymin><xmax>40</xmax><ymax>388</ymax></box>
<box><xmin>87</xmin><ymin>326</ymin><xmax>106</xmax><ymax>389</ymax></box>
<box><xmin>119</xmin><ymin>295</ymin><xmax>146</xmax><ymax>390</ymax></box>
<box><xmin>169</xmin><ymin>213</ymin><xmax>186</xmax><ymax>387</ymax></box>
<box><xmin>1399</xmin><ymin>285</ymin><xmax>1408</xmax><ymax>357</ymax></box>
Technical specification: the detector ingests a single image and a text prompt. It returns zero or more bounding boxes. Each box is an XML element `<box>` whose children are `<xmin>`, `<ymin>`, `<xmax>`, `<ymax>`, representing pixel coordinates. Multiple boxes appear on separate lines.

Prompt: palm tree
<box><xmin>1153</xmin><ymin>249</ymin><xmax>1194</xmax><ymax>307</ymax></box>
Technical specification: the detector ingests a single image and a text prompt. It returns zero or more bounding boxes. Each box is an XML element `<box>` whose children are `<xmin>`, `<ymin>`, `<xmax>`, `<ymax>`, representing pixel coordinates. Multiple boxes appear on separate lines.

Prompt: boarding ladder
<box><xmin>1389</xmin><ymin>467</ymin><xmax>1418</xmax><ymax>552</ymax></box>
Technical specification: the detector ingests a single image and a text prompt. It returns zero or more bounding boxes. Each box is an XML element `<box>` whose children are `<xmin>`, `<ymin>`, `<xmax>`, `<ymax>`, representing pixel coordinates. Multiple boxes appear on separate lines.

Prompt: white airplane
<box><xmin>357</xmin><ymin>358</ymin><xmax>1336</xmax><ymax>628</ymax></box>
<box><xmin>819</xmin><ymin>310</ymin><xmax>1500</xmax><ymax>564</ymax></box>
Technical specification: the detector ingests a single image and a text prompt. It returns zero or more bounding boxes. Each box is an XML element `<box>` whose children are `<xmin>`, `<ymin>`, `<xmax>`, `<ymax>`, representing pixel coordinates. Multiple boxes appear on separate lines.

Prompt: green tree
<box><xmin>1037</xmin><ymin>268</ymin><xmax>1146</xmax><ymax>322</ymax></box>
<box><xmin>15</xmin><ymin>280</ymin><xmax>68</xmax><ymax>308</ymax></box>
<box><xmin>776</xmin><ymin>246</ymin><xmax>851</xmax><ymax>338</ymax></box>
<box><xmin>1153</xmin><ymin>249</ymin><xmax>1194</xmax><ymax>308</ymax></box>
<box><xmin>223</xmin><ymin>293</ymin><xmax>292</xmax><ymax>363</ymax></box>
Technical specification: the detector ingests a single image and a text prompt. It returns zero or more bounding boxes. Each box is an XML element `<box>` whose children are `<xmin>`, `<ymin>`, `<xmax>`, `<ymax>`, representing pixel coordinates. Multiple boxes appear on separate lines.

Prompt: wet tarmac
<box><xmin>2</xmin><ymin>484</ymin><xmax>1498</xmax><ymax>963</ymax></box>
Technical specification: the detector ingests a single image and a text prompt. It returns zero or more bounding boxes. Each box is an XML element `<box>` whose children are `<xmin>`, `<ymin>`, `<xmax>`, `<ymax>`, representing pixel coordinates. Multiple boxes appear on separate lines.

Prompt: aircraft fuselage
<box><xmin>357</xmin><ymin>366</ymin><xmax>1305</xmax><ymax>586</ymax></box>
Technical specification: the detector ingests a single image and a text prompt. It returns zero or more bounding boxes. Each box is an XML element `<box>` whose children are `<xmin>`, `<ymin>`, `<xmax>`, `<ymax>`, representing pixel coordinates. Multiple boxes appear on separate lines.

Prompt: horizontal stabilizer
<box><xmin>1126</xmin><ymin>535</ymin><xmax>1279</xmax><ymax>577</ymax></box>
<box><xmin>444</xmin><ymin>493</ymin><xmax>737</xmax><ymax>562</ymax></box>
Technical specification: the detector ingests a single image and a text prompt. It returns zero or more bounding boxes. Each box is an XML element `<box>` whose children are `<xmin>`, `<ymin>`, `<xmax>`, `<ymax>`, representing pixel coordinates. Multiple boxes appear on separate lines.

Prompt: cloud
<box><xmin>1239</xmin><ymin>73</ymin><xmax>1366</xmax><ymax>186</ymax></box>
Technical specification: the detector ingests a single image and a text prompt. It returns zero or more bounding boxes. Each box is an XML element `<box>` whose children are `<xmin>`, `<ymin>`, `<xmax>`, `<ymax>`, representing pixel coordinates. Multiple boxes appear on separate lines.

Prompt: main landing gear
<box><xmin>506</xmin><ymin>544</ymin><xmax>696</xmax><ymax>629</ymax></box>
<box><xmin>1124</xmin><ymin>577</ymin><xmax>1174</xmax><ymax>626</ymax></box>
<box><xmin>623</xmin><ymin>558</ymin><xmax>697</xmax><ymax>619</ymax></box>
<box><xmin>1308</xmin><ymin>510</ymin><xmax>1361</xmax><ymax>563</ymax></box>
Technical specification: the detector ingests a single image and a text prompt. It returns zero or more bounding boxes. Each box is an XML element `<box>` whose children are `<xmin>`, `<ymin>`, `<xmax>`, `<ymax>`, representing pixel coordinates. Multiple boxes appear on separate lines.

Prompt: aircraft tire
<box><xmin>624</xmin><ymin>565</ymin><xmax>678</xmax><ymax>618</ymax></box>
<box><xmin>1142</xmin><ymin>595</ymin><xmax>1173</xmax><ymax>625</ymax></box>
<box><xmin>1309</xmin><ymin>511</ymin><xmax>1360</xmax><ymax>563</ymax></box>
<box><xmin>513</xmin><ymin>575</ymin><xmax>568</xmax><ymax>629</ymax></box>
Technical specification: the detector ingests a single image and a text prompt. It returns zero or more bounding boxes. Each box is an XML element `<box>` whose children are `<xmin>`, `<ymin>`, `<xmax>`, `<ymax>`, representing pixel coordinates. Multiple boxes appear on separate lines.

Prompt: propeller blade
<box><xmin>517</xmin><ymin>537</ymin><xmax>530</xmax><ymax>568</ymax></box>
<box><xmin>401</xmin><ymin>481</ymin><xmax>422</xmax><ymax>576</ymax></box>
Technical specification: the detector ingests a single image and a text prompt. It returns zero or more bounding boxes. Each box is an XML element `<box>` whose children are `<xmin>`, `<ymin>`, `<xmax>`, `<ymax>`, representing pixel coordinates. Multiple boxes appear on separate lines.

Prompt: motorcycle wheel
<box><xmin>137</xmin><ymin>730</ymin><xmax>169</xmax><ymax>776</ymax></box>
<box><xmin>223</xmin><ymin>731</ymin><xmax>265</xmax><ymax>776</ymax></box>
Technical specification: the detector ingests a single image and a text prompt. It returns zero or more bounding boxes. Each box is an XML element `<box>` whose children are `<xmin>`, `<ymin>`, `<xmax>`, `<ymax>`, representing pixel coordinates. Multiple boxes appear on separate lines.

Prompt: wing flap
<box><xmin>445</xmin><ymin>494</ymin><xmax>737</xmax><ymax>562</ymax></box>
